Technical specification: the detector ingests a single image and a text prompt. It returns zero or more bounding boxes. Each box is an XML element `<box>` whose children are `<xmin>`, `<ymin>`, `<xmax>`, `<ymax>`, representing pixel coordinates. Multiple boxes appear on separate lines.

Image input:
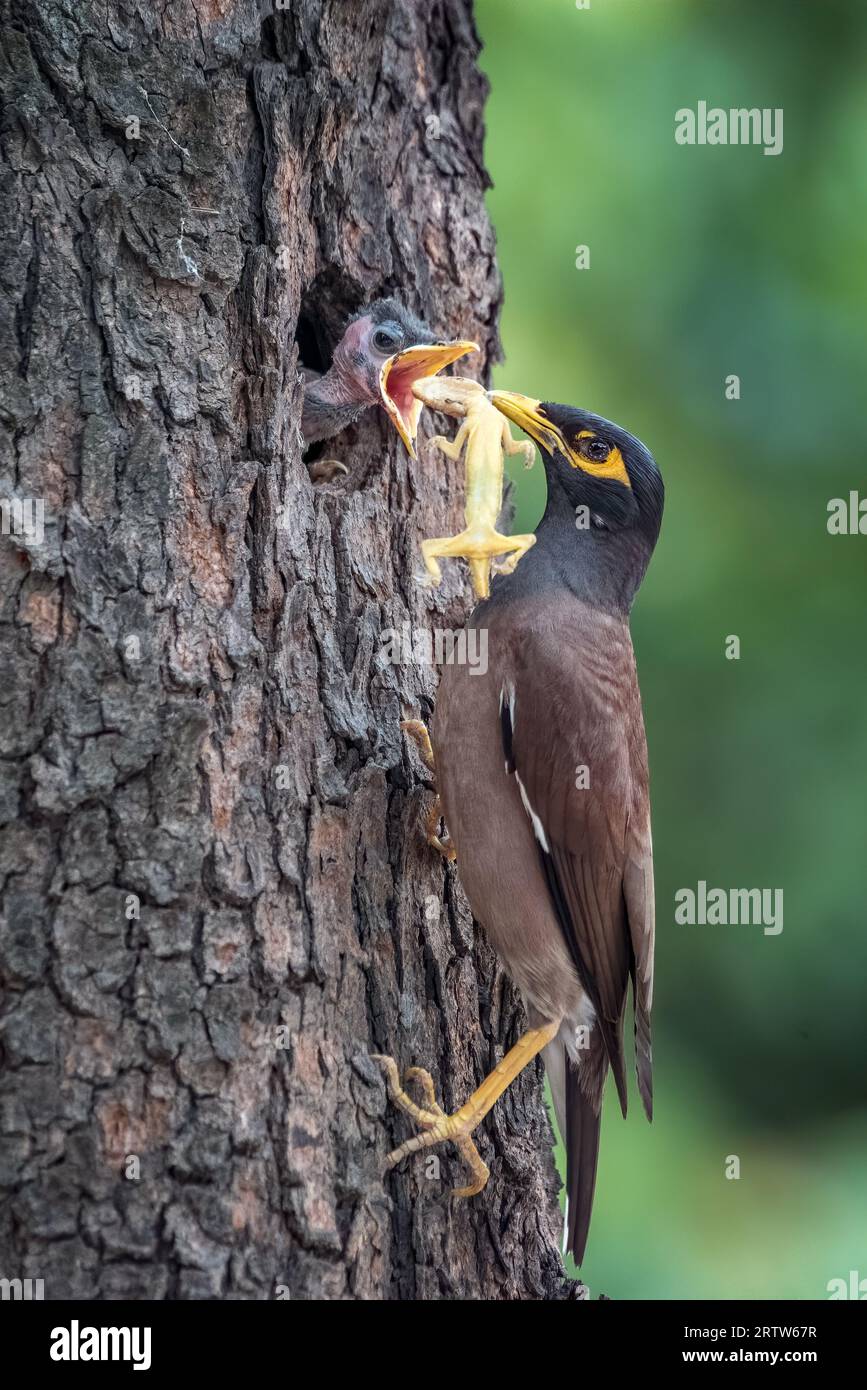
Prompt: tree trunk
<box><xmin>0</xmin><ymin>0</ymin><xmax>574</xmax><ymax>1300</ymax></box>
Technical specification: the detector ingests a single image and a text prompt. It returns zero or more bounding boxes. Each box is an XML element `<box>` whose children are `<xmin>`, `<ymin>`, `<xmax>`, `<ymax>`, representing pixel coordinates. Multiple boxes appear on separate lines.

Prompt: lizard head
<box><xmin>410</xmin><ymin>374</ymin><xmax>485</xmax><ymax>421</ymax></box>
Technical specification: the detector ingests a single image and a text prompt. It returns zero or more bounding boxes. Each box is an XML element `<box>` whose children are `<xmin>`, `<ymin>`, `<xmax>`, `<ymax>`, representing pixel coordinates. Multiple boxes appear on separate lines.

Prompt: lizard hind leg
<box><xmin>464</xmin><ymin>528</ymin><xmax>537</xmax><ymax>593</ymax></box>
<box><xmin>419</xmin><ymin>529</ymin><xmax>481</xmax><ymax>589</ymax></box>
<box><xmin>489</xmin><ymin>531</ymin><xmax>536</xmax><ymax>577</ymax></box>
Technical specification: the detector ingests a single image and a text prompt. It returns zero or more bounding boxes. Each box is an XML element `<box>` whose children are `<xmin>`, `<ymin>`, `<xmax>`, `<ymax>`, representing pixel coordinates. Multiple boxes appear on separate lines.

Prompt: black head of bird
<box><xmin>490</xmin><ymin>392</ymin><xmax>664</xmax><ymax>610</ymax></box>
<box><xmin>300</xmin><ymin>297</ymin><xmax>476</xmax><ymax>457</ymax></box>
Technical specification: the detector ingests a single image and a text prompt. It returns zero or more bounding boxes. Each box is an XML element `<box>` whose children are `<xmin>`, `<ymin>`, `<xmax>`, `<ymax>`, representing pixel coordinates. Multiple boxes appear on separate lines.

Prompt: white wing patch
<box><xmin>515</xmin><ymin>770</ymin><xmax>550</xmax><ymax>852</ymax></box>
<box><xmin>499</xmin><ymin>680</ymin><xmax>517</xmax><ymax>775</ymax></box>
<box><xmin>500</xmin><ymin>679</ymin><xmax>550</xmax><ymax>851</ymax></box>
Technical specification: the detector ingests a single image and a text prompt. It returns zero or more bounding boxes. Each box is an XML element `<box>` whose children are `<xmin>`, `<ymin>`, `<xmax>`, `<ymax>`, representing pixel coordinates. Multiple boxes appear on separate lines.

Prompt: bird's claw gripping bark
<box><xmin>400</xmin><ymin>718</ymin><xmax>435</xmax><ymax>771</ymax></box>
<box><xmin>373</xmin><ymin>1021</ymin><xmax>560</xmax><ymax>1203</ymax></box>
<box><xmin>400</xmin><ymin>719</ymin><xmax>456</xmax><ymax>861</ymax></box>
<box><xmin>371</xmin><ymin>1055</ymin><xmax>490</xmax><ymax>1199</ymax></box>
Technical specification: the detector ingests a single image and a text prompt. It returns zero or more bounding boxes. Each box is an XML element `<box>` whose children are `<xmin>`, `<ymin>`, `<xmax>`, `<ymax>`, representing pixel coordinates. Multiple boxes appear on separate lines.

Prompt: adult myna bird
<box><xmin>300</xmin><ymin>298</ymin><xmax>476</xmax><ymax>475</ymax></box>
<box><xmin>378</xmin><ymin>393</ymin><xmax>663</xmax><ymax>1265</ymax></box>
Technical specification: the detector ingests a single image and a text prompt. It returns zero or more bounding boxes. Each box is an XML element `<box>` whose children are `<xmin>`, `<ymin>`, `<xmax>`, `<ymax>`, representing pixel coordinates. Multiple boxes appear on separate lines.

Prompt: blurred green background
<box><xmin>475</xmin><ymin>0</ymin><xmax>867</xmax><ymax>1299</ymax></box>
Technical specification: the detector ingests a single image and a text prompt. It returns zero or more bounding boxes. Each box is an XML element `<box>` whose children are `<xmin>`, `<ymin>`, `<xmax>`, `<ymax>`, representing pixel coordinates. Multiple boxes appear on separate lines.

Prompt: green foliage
<box><xmin>478</xmin><ymin>0</ymin><xmax>867</xmax><ymax>1299</ymax></box>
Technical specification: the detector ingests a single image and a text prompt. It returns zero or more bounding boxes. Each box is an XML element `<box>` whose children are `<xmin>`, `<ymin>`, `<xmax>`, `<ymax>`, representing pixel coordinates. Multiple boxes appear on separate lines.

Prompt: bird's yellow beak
<box><xmin>380</xmin><ymin>341</ymin><xmax>478</xmax><ymax>457</ymax></box>
<box><xmin>492</xmin><ymin>390</ymin><xmax>631</xmax><ymax>487</ymax></box>
<box><xmin>489</xmin><ymin>391</ymin><xmax>562</xmax><ymax>457</ymax></box>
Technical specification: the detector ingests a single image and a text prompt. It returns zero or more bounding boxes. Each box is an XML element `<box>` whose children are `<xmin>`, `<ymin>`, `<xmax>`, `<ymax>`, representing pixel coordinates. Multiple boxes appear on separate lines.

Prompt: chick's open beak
<box><xmin>380</xmin><ymin>341</ymin><xmax>478</xmax><ymax>457</ymax></box>
<box><xmin>489</xmin><ymin>390</ymin><xmax>563</xmax><ymax>458</ymax></box>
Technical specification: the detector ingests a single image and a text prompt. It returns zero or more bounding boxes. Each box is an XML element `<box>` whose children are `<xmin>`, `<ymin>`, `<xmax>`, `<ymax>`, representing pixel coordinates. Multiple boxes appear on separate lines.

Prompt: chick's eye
<box><xmin>372</xmin><ymin>326</ymin><xmax>402</xmax><ymax>352</ymax></box>
<box><xmin>578</xmin><ymin>436</ymin><xmax>610</xmax><ymax>463</ymax></box>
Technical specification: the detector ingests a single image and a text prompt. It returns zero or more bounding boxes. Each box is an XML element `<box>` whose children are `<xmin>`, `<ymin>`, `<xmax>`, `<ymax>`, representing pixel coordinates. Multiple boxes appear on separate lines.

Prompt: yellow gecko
<box><xmin>410</xmin><ymin>375</ymin><xmax>536</xmax><ymax>599</ymax></box>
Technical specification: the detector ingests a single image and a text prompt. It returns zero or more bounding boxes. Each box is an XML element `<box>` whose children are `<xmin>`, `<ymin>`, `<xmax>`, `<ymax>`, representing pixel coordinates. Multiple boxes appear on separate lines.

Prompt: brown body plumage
<box><xmin>434</xmin><ymin>593</ymin><xmax>654</xmax><ymax>1260</ymax></box>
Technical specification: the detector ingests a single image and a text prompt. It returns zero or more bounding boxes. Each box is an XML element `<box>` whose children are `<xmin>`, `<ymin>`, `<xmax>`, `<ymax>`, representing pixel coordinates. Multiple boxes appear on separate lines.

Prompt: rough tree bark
<box><xmin>0</xmin><ymin>0</ymin><xmax>575</xmax><ymax>1299</ymax></box>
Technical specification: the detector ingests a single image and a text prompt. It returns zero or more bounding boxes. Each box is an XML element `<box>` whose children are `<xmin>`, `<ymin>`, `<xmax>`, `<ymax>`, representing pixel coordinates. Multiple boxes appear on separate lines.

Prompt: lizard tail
<box><xmin>468</xmin><ymin>557</ymin><xmax>490</xmax><ymax>598</ymax></box>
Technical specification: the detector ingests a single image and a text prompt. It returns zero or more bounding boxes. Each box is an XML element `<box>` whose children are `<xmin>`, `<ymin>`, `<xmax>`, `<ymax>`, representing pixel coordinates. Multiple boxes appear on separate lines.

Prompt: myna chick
<box><xmin>300</xmin><ymin>298</ymin><xmax>475</xmax><ymax>477</ymax></box>
<box><xmin>378</xmin><ymin>393</ymin><xmax>663</xmax><ymax>1267</ymax></box>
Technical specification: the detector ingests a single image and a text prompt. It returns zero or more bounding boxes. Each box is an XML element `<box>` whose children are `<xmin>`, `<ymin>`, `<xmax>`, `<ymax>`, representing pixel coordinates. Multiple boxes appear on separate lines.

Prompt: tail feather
<box><xmin>632</xmin><ymin>977</ymin><xmax>653</xmax><ymax>1122</ymax></box>
<box><xmin>545</xmin><ymin>1034</ymin><xmax>603</xmax><ymax>1268</ymax></box>
<box><xmin>565</xmin><ymin>1059</ymin><xmax>602</xmax><ymax>1266</ymax></box>
<box><xmin>606</xmin><ymin>1007</ymin><xmax>629</xmax><ymax>1119</ymax></box>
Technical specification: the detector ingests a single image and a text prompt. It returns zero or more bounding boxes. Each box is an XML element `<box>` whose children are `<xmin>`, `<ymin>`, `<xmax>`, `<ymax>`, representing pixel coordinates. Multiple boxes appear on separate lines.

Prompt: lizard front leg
<box><xmin>501</xmin><ymin>420</ymin><xmax>536</xmax><ymax>470</ymax></box>
<box><xmin>420</xmin><ymin>529</ymin><xmax>481</xmax><ymax>589</ymax></box>
<box><xmin>426</xmin><ymin>421</ymin><xmax>469</xmax><ymax>462</ymax></box>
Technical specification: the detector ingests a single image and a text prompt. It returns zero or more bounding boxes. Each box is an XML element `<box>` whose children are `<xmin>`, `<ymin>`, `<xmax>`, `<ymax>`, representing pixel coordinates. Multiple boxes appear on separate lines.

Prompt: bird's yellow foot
<box><xmin>373</xmin><ymin>1021</ymin><xmax>561</xmax><ymax>1199</ymax></box>
<box><xmin>400</xmin><ymin>718</ymin><xmax>435</xmax><ymax>771</ymax></box>
<box><xmin>400</xmin><ymin>719</ymin><xmax>456</xmax><ymax>861</ymax></box>
<box><xmin>372</xmin><ymin>1056</ymin><xmax>490</xmax><ymax>1198</ymax></box>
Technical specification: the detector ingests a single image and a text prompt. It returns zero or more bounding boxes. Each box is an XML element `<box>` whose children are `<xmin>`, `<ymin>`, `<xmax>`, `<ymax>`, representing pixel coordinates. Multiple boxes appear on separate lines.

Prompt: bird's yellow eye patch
<box><xmin>567</xmin><ymin>430</ymin><xmax>631</xmax><ymax>488</ymax></box>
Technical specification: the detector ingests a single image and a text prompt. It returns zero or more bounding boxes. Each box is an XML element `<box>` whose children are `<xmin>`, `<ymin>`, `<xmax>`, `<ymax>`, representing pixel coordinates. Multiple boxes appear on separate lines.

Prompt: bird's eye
<box><xmin>577</xmin><ymin>435</ymin><xmax>610</xmax><ymax>463</ymax></box>
<box><xmin>372</xmin><ymin>326</ymin><xmax>402</xmax><ymax>353</ymax></box>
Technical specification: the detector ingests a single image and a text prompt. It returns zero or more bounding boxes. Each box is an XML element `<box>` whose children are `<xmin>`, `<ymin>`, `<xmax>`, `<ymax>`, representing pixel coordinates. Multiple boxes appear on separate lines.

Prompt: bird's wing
<box><xmin>501</xmin><ymin>614</ymin><xmax>654</xmax><ymax>1119</ymax></box>
<box><xmin>624</xmin><ymin>845</ymin><xmax>654</xmax><ymax>1120</ymax></box>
